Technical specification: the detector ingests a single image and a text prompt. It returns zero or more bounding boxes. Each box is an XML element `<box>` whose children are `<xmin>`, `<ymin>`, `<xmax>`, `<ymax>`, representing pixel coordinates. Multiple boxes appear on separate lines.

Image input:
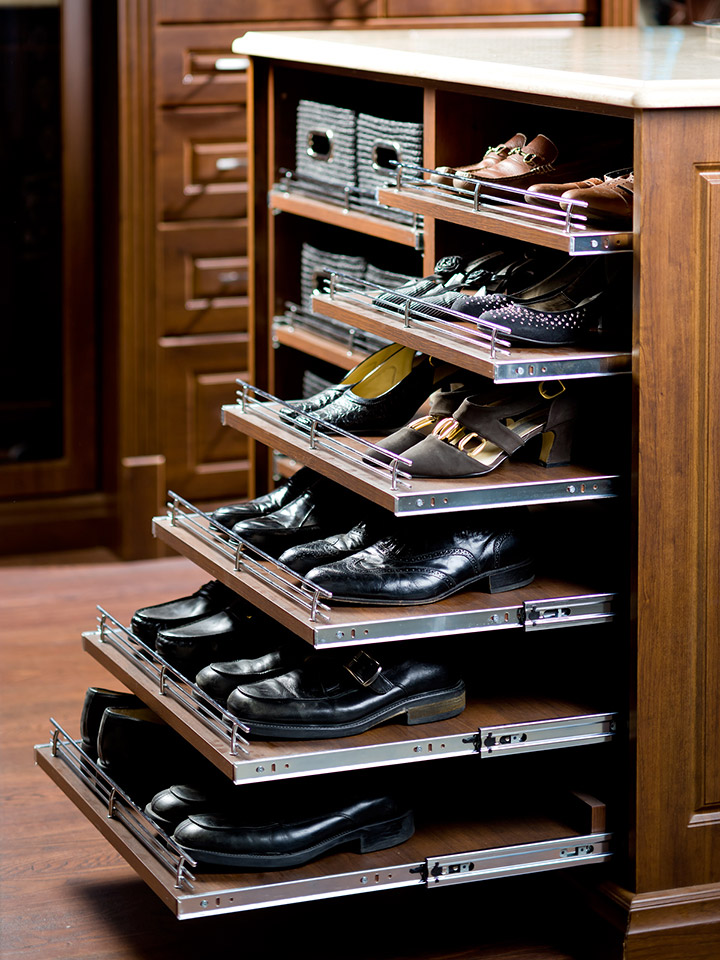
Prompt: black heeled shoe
<box><xmin>372</xmin><ymin>249</ymin><xmax>509</xmax><ymax>315</ymax></box>
<box><xmin>209</xmin><ymin>467</ymin><xmax>318</xmax><ymax>531</ymax></box>
<box><xmin>401</xmin><ymin>381</ymin><xmax>578</xmax><ymax>478</ymax></box>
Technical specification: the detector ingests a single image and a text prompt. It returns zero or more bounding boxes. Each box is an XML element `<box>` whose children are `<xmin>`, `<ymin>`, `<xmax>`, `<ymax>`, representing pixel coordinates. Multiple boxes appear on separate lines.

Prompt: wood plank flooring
<box><xmin>0</xmin><ymin>555</ymin><xmax>602</xmax><ymax>960</ymax></box>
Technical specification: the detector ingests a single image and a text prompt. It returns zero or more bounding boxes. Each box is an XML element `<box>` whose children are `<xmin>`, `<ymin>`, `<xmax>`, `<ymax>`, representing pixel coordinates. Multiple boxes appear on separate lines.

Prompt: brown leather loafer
<box><xmin>525</xmin><ymin>177</ymin><xmax>604</xmax><ymax>208</ymax></box>
<box><xmin>431</xmin><ymin>132</ymin><xmax>526</xmax><ymax>185</ymax></box>
<box><xmin>561</xmin><ymin>171</ymin><xmax>634</xmax><ymax>223</ymax></box>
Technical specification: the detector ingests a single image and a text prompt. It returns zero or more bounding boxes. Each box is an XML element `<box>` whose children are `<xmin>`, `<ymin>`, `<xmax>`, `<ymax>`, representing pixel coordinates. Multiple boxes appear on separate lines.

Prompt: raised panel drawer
<box><xmin>158</xmin><ymin>222</ymin><xmax>249</xmax><ymax>336</ymax></box>
<box><xmin>156</xmin><ymin>0</ymin><xmax>378</xmax><ymax>22</ymax></box>
<box><xmin>159</xmin><ymin>334</ymin><xmax>250</xmax><ymax>501</ymax></box>
<box><xmin>155</xmin><ymin>25</ymin><xmax>251</xmax><ymax>106</ymax></box>
<box><xmin>157</xmin><ymin>107</ymin><xmax>248</xmax><ymax>221</ymax></box>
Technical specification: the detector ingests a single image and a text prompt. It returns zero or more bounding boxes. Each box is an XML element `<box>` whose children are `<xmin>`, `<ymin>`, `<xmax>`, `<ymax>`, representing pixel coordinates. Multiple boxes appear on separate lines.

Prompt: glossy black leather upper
<box><xmin>195</xmin><ymin>640</ymin><xmax>309</xmax><ymax>704</ymax></box>
<box><xmin>209</xmin><ymin>467</ymin><xmax>317</xmax><ymax>530</ymax></box>
<box><xmin>130</xmin><ymin>580</ymin><xmax>238</xmax><ymax>646</ymax></box>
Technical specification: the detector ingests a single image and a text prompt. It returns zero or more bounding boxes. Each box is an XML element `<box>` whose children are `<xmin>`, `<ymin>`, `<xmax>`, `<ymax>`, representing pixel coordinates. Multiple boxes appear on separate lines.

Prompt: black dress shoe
<box><xmin>172</xmin><ymin>792</ymin><xmax>414</xmax><ymax>868</ymax></box>
<box><xmin>96</xmin><ymin>706</ymin><xmax>218</xmax><ymax>804</ymax></box>
<box><xmin>278</xmin><ymin>510</ymin><xmax>395</xmax><ymax>577</ymax></box>
<box><xmin>131</xmin><ymin>580</ymin><xmax>238</xmax><ymax>647</ymax></box>
<box><xmin>304</xmin><ymin>510</ymin><xmax>535</xmax><ymax>605</ymax></box>
<box><xmin>155</xmin><ymin>600</ymin><xmax>291</xmax><ymax>678</ymax></box>
<box><xmin>230</xmin><ymin>479</ymin><xmax>363</xmax><ymax>558</ymax></box>
<box><xmin>225</xmin><ymin>647</ymin><xmax>466</xmax><ymax>739</ymax></box>
<box><xmin>209</xmin><ymin>467</ymin><xmax>318</xmax><ymax>531</ymax></box>
<box><xmin>80</xmin><ymin>687</ymin><xmax>143</xmax><ymax>760</ymax></box>
<box><xmin>195</xmin><ymin>638</ymin><xmax>309</xmax><ymax>705</ymax></box>
<box><xmin>372</xmin><ymin>251</ymin><xmax>507</xmax><ymax>313</ymax></box>
<box><xmin>145</xmin><ymin>781</ymin><xmax>238</xmax><ymax>834</ymax></box>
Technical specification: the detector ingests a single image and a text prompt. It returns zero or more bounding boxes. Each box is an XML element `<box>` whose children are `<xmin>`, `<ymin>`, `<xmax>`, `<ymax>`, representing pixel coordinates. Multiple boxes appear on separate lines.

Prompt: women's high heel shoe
<box><xmin>372</xmin><ymin>249</ymin><xmax>509</xmax><ymax>314</ymax></box>
<box><xmin>401</xmin><ymin>382</ymin><xmax>577</xmax><ymax>478</ymax></box>
<box><xmin>285</xmin><ymin>351</ymin><xmax>460</xmax><ymax>436</ymax></box>
<box><xmin>280</xmin><ymin>342</ymin><xmax>410</xmax><ymax>419</ymax></box>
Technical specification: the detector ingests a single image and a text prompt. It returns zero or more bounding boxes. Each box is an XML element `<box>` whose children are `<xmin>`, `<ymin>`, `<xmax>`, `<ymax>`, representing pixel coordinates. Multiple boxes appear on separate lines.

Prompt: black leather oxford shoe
<box><xmin>195</xmin><ymin>637</ymin><xmax>309</xmax><ymax>705</ymax></box>
<box><xmin>224</xmin><ymin>647</ymin><xmax>466</xmax><ymax>740</ymax></box>
<box><xmin>304</xmin><ymin>510</ymin><xmax>535</xmax><ymax>605</ymax></box>
<box><xmin>209</xmin><ymin>467</ymin><xmax>318</xmax><ymax>531</ymax></box>
<box><xmin>172</xmin><ymin>792</ymin><xmax>414</xmax><ymax>868</ymax></box>
<box><xmin>131</xmin><ymin>580</ymin><xmax>238</xmax><ymax>647</ymax></box>
<box><xmin>155</xmin><ymin>600</ymin><xmax>291</xmax><ymax>678</ymax></box>
<box><xmin>278</xmin><ymin>510</ymin><xmax>394</xmax><ymax>576</ymax></box>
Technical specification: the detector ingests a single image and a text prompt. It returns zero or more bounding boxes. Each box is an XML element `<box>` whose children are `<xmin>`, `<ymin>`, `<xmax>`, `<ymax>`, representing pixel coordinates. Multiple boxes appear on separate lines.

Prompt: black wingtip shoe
<box><xmin>172</xmin><ymin>793</ymin><xmax>415</xmax><ymax>869</ymax></box>
<box><xmin>209</xmin><ymin>467</ymin><xmax>318</xmax><ymax>531</ymax></box>
<box><xmin>130</xmin><ymin>579</ymin><xmax>239</xmax><ymax>647</ymax></box>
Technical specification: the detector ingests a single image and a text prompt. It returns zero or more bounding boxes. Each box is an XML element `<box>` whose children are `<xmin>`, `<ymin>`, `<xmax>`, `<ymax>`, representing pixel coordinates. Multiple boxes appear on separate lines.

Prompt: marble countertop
<box><xmin>233</xmin><ymin>26</ymin><xmax>720</xmax><ymax>109</ymax></box>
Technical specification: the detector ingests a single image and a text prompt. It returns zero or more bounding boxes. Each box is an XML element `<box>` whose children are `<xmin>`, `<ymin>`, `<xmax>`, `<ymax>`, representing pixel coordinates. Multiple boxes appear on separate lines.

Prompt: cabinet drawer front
<box><xmin>158</xmin><ymin>223</ymin><xmax>249</xmax><ymax>336</ymax></box>
<box><xmin>386</xmin><ymin>0</ymin><xmax>586</xmax><ymax>13</ymax></box>
<box><xmin>156</xmin><ymin>1</ymin><xmax>378</xmax><ymax>22</ymax></box>
<box><xmin>157</xmin><ymin>107</ymin><xmax>248</xmax><ymax>221</ymax></box>
<box><xmin>156</xmin><ymin>25</ymin><xmax>250</xmax><ymax>106</ymax></box>
<box><xmin>159</xmin><ymin>335</ymin><xmax>250</xmax><ymax>501</ymax></box>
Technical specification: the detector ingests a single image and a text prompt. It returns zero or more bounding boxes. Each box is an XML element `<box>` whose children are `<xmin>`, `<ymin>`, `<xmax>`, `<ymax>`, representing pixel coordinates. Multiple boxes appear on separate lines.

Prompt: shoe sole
<box><xmin>174</xmin><ymin>809</ymin><xmax>415</xmax><ymax>869</ymax></box>
<box><xmin>233</xmin><ymin>682</ymin><xmax>466</xmax><ymax>741</ymax></box>
<box><xmin>324</xmin><ymin>559</ymin><xmax>535</xmax><ymax>606</ymax></box>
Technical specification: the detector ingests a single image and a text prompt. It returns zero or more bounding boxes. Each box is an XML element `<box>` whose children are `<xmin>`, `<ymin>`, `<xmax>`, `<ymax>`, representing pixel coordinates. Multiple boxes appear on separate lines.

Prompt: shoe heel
<box><xmin>538</xmin><ymin>420</ymin><xmax>574</xmax><ymax>467</ymax></box>
<box><xmin>357</xmin><ymin>811</ymin><xmax>415</xmax><ymax>853</ymax></box>
<box><xmin>484</xmin><ymin>559</ymin><xmax>535</xmax><ymax>594</ymax></box>
<box><xmin>405</xmin><ymin>690</ymin><xmax>466</xmax><ymax>725</ymax></box>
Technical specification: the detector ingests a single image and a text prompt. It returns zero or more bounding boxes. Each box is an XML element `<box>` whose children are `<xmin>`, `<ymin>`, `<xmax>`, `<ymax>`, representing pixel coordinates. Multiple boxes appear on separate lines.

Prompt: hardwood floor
<box><xmin>0</xmin><ymin>555</ymin><xmax>609</xmax><ymax>960</ymax></box>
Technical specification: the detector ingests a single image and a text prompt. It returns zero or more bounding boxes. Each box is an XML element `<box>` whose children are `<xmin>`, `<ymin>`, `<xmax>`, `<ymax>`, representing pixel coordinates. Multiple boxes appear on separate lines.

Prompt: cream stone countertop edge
<box><xmin>233</xmin><ymin>27</ymin><xmax>720</xmax><ymax>110</ymax></box>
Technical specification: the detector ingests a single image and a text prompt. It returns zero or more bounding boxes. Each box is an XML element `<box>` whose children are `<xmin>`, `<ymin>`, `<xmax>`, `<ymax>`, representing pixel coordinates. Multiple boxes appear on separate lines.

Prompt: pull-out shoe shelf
<box><xmin>81</xmin><ymin>609</ymin><xmax>617</xmax><ymax>784</ymax></box>
<box><xmin>311</xmin><ymin>293</ymin><xmax>631</xmax><ymax>384</ymax></box>
<box><xmin>151</xmin><ymin>500</ymin><xmax>616</xmax><ymax>648</ymax></box>
<box><xmin>36</xmin><ymin>723</ymin><xmax>612</xmax><ymax>920</ymax></box>
<box><xmin>222</xmin><ymin>391</ymin><xmax>620</xmax><ymax>515</ymax></box>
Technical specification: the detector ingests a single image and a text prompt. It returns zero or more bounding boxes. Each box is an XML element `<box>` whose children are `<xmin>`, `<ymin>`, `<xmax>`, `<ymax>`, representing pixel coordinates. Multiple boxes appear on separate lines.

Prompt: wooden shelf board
<box><xmin>269</xmin><ymin>187</ymin><xmax>421</xmax><ymax>247</ymax></box>
<box><xmin>273</xmin><ymin>323</ymin><xmax>371</xmax><ymax>370</ymax></box>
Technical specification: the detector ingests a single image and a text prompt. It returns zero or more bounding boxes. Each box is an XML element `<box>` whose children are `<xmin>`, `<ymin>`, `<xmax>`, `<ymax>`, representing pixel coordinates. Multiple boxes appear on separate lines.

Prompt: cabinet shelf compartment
<box><xmin>36</xmin><ymin>727</ymin><xmax>612</xmax><ymax>920</ymax></box>
<box><xmin>311</xmin><ymin>292</ymin><xmax>631</xmax><ymax>384</ymax></box>
<box><xmin>269</xmin><ymin>183</ymin><xmax>422</xmax><ymax>249</ymax></box>
<box><xmin>81</xmin><ymin>613</ymin><xmax>617</xmax><ymax>784</ymax></box>
<box><xmin>151</xmin><ymin>501</ymin><xmax>617</xmax><ymax>648</ymax></box>
<box><xmin>222</xmin><ymin>397</ymin><xmax>620</xmax><ymax>515</ymax></box>
<box><xmin>376</xmin><ymin>166</ymin><xmax>632</xmax><ymax>256</ymax></box>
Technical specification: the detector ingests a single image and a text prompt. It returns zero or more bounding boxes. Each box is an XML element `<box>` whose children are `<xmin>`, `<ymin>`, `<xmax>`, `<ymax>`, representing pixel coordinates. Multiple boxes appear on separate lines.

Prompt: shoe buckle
<box><xmin>483</xmin><ymin>142</ymin><xmax>508</xmax><ymax>158</ymax></box>
<box><xmin>344</xmin><ymin>651</ymin><xmax>382</xmax><ymax>687</ymax></box>
<box><xmin>508</xmin><ymin>147</ymin><xmax>539</xmax><ymax>165</ymax></box>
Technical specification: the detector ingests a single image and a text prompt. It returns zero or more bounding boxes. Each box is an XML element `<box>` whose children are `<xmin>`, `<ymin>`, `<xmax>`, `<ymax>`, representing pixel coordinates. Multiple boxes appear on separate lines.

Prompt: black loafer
<box><xmin>195</xmin><ymin>638</ymin><xmax>310</xmax><ymax>705</ymax></box>
<box><xmin>304</xmin><ymin>511</ymin><xmax>534</xmax><ymax>605</ymax></box>
<box><xmin>172</xmin><ymin>792</ymin><xmax>414</xmax><ymax>868</ymax></box>
<box><xmin>96</xmin><ymin>706</ymin><xmax>217</xmax><ymax>804</ymax></box>
<box><xmin>209</xmin><ymin>467</ymin><xmax>318</xmax><ymax>531</ymax></box>
<box><xmin>155</xmin><ymin>601</ymin><xmax>290</xmax><ymax>678</ymax></box>
<box><xmin>79</xmin><ymin>687</ymin><xmax>143</xmax><ymax>760</ymax></box>
<box><xmin>225</xmin><ymin>647</ymin><xmax>466</xmax><ymax>740</ymax></box>
<box><xmin>230</xmin><ymin>479</ymin><xmax>363</xmax><ymax>558</ymax></box>
<box><xmin>131</xmin><ymin>580</ymin><xmax>238</xmax><ymax>647</ymax></box>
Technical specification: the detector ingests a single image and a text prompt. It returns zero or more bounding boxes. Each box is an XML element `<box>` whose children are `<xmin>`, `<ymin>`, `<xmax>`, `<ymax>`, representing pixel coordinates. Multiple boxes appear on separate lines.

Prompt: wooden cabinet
<box><xmin>36</xmin><ymin>23</ymin><xmax>720</xmax><ymax>960</ymax></box>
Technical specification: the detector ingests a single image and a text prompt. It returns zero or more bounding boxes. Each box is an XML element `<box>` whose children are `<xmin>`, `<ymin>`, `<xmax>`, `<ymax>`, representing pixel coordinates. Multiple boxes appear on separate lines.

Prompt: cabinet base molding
<box><xmin>0</xmin><ymin>492</ymin><xmax>115</xmax><ymax>557</ymax></box>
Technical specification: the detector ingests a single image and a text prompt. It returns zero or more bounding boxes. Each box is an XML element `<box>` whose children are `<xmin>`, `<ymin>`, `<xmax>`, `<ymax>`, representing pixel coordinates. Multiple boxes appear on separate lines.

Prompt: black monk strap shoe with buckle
<box><xmin>303</xmin><ymin>510</ymin><xmax>535</xmax><ymax>606</ymax></box>
<box><xmin>171</xmin><ymin>792</ymin><xmax>415</xmax><ymax>869</ymax></box>
<box><xmin>195</xmin><ymin>637</ymin><xmax>310</xmax><ymax>705</ymax></box>
<box><xmin>224</xmin><ymin>647</ymin><xmax>466</xmax><ymax>740</ymax></box>
<box><xmin>130</xmin><ymin>579</ymin><xmax>239</xmax><ymax>648</ymax></box>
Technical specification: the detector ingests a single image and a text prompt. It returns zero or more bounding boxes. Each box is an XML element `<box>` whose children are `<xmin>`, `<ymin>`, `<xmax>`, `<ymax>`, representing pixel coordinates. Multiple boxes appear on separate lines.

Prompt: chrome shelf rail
<box><xmin>40</xmin><ymin>719</ymin><xmax>197</xmax><ymax>890</ymax></box>
<box><xmin>165</xmin><ymin>490</ymin><xmax>333</xmax><ymax>623</ymax></box>
<box><xmin>93</xmin><ymin>607</ymin><xmax>250</xmax><ymax>756</ymax></box>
